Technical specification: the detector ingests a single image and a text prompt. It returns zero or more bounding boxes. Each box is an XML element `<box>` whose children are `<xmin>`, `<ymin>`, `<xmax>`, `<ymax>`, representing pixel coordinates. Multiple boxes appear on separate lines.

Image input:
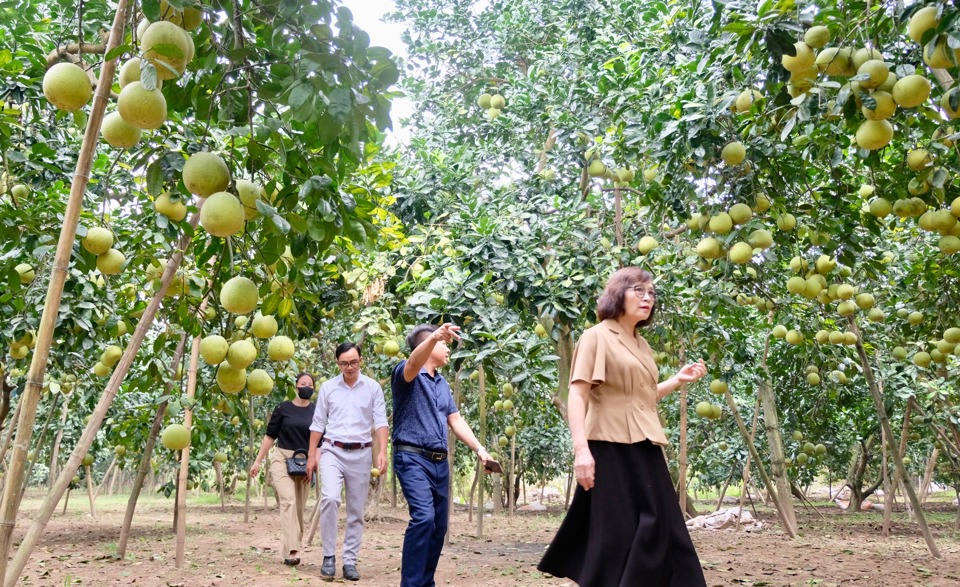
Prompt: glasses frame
<box><xmin>336</xmin><ymin>359</ymin><xmax>362</xmax><ymax>369</ymax></box>
<box><xmin>629</xmin><ymin>285</ymin><xmax>657</xmax><ymax>300</ymax></box>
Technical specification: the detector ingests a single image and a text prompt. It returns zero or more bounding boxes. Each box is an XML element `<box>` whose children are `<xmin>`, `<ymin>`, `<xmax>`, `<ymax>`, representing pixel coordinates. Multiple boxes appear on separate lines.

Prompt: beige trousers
<box><xmin>269</xmin><ymin>447</ymin><xmax>310</xmax><ymax>558</ymax></box>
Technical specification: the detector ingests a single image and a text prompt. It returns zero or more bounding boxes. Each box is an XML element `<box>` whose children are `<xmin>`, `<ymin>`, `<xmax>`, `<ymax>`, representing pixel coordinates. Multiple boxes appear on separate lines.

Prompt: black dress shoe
<box><xmin>343</xmin><ymin>564</ymin><xmax>360</xmax><ymax>581</ymax></box>
<box><xmin>320</xmin><ymin>555</ymin><xmax>336</xmax><ymax>579</ymax></box>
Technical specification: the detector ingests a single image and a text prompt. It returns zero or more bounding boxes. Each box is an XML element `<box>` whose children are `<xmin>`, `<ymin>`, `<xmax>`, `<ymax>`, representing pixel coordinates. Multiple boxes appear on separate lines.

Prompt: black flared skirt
<box><xmin>537</xmin><ymin>440</ymin><xmax>707</xmax><ymax>587</ymax></box>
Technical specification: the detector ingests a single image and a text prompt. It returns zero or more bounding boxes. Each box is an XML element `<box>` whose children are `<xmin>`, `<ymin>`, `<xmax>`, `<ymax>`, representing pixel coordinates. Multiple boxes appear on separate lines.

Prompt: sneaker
<box><xmin>342</xmin><ymin>564</ymin><xmax>360</xmax><ymax>581</ymax></box>
<box><xmin>320</xmin><ymin>555</ymin><xmax>336</xmax><ymax>579</ymax></box>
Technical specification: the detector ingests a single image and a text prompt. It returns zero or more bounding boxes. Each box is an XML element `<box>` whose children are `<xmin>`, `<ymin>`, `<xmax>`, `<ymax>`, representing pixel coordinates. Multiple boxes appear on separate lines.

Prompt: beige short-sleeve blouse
<box><xmin>570</xmin><ymin>319</ymin><xmax>667</xmax><ymax>446</ymax></box>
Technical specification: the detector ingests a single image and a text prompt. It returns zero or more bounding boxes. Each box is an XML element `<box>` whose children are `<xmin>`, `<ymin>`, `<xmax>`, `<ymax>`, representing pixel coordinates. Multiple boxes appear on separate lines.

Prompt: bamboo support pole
<box><xmin>677</xmin><ymin>346</ymin><xmax>688</xmax><ymax>515</ymax></box>
<box><xmin>214</xmin><ymin>461</ymin><xmax>225</xmax><ymax>511</ymax></box>
<box><xmin>476</xmin><ymin>365</ymin><xmax>486</xmax><ymax>538</ymax></box>
<box><xmin>0</xmin><ymin>3</ymin><xmax>127</xmax><ymax>577</ymax></box>
<box><xmin>174</xmin><ymin>333</ymin><xmax>202</xmax><ymax>568</ymax></box>
<box><xmin>848</xmin><ymin>317</ymin><xmax>940</xmax><ymax>557</ymax></box>
<box><xmin>4</xmin><ymin>224</ymin><xmax>198</xmax><ymax>585</ymax></box>
<box><xmin>0</xmin><ymin>400</ymin><xmax>23</xmax><ymax>473</ymax></box>
<box><xmin>244</xmin><ymin>399</ymin><xmax>255</xmax><ymax>523</ymax></box>
<box><xmin>93</xmin><ymin>455</ymin><xmax>117</xmax><ymax>500</ymax></box>
<box><xmin>48</xmin><ymin>398</ymin><xmax>70</xmax><ymax>487</ymax></box>
<box><xmin>20</xmin><ymin>394</ymin><xmax>61</xmax><ymax>496</ymax></box>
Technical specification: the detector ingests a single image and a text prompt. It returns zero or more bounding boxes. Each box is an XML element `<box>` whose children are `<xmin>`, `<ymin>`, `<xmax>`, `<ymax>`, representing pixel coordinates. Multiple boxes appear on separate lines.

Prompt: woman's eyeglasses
<box><xmin>630</xmin><ymin>285</ymin><xmax>656</xmax><ymax>299</ymax></box>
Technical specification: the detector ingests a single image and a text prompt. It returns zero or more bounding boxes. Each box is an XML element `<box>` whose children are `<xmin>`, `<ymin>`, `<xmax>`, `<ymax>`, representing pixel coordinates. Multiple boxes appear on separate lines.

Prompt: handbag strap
<box><xmin>290</xmin><ymin>448</ymin><xmax>309</xmax><ymax>459</ymax></box>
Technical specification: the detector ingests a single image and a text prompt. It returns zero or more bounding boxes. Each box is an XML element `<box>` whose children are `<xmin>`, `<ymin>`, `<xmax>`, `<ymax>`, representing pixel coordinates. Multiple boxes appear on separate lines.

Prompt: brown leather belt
<box><xmin>323</xmin><ymin>438</ymin><xmax>373</xmax><ymax>450</ymax></box>
<box><xmin>395</xmin><ymin>444</ymin><xmax>447</xmax><ymax>461</ymax></box>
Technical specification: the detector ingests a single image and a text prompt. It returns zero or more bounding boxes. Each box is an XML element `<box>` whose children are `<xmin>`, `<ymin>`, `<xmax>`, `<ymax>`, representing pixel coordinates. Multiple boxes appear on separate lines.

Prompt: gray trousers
<box><xmin>320</xmin><ymin>443</ymin><xmax>371</xmax><ymax>564</ymax></box>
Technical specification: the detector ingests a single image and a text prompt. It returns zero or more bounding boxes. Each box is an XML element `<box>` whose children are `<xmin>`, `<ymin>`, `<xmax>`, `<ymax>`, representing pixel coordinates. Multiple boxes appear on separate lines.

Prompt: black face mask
<box><xmin>297</xmin><ymin>386</ymin><xmax>314</xmax><ymax>399</ymax></box>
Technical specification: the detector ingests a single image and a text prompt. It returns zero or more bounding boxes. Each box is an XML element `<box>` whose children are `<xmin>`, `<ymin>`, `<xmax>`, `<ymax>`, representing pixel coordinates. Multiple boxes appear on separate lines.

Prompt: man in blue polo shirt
<box><xmin>392</xmin><ymin>323</ymin><xmax>492</xmax><ymax>587</ymax></box>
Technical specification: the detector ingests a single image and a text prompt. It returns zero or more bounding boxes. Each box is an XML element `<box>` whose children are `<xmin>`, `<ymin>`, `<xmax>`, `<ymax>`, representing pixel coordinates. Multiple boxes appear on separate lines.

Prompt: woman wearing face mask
<box><xmin>250</xmin><ymin>372</ymin><xmax>320</xmax><ymax>566</ymax></box>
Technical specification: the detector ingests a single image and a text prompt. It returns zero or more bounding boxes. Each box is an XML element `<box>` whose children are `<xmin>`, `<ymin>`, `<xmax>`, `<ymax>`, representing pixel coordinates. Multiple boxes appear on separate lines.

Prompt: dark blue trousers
<box><xmin>394</xmin><ymin>450</ymin><xmax>450</xmax><ymax>587</ymax></box>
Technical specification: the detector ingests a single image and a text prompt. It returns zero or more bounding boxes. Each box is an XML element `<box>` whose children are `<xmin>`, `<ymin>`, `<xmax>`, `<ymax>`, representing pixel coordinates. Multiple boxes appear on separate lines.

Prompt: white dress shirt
<box><xmin>310</xmin><ymin>373</ymin><xmax>388</xmax><ymax>443</ymax></box>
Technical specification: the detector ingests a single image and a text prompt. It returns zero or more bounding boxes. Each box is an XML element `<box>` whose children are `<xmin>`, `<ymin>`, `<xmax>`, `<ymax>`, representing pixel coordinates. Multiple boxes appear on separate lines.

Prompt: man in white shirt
<box><xmin>307</xmin><ymin>342</ymin><xmax>388</xmax><ymax>581</ymax></box>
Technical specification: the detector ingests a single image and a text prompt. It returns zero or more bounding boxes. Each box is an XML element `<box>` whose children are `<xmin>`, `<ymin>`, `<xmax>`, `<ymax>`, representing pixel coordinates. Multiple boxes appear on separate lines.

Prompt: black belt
<box><xmin>395</xmin><ymin>444</ymin><xmax>447</xmax><ymax>461</ymax></box>
<box><xmin>323</xmin><ymin>438</ymin><xmax>373</xmax><ymax>450</ymax></box>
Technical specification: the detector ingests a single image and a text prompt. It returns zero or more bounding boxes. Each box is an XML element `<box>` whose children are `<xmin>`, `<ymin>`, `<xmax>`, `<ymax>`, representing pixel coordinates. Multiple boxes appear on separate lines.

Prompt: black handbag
<box><xmin>286</xmin><ymin>449</ymin><xmax>308</xmax><ymax>477</ymax></box>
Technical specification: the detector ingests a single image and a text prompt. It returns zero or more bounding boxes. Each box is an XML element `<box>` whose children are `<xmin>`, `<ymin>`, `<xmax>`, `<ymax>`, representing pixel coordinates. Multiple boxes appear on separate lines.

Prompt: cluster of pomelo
<box><xmin>477</xmin><ymin>91</ymin><xmax>507</xmax><ymax>120</ymax></box>
<box><xmin>690</xmin><ymin>194</ymin><xmax>774</xmax><ymax>268</ymax></box>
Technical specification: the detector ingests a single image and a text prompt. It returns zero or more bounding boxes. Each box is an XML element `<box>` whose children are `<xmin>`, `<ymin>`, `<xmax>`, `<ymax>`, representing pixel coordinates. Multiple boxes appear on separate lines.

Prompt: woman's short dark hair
<box><xmin>335</xmin><ymin>342</ymin><xmax>362</xmax><ymax>359</ymax></box>
<box><xmin>295</xmin><ymin>371</ymin><xmax>315</xmax><ymax>386</ymax></box>
<box><xmin>596</xmin><ymin>267</ymin><xmax>657</xmax><ymax>327</ymax></box>
<box><xmin>407</xmin><ymin>324</ymin><xmax>438</xmax><ymax>351</ymax></box>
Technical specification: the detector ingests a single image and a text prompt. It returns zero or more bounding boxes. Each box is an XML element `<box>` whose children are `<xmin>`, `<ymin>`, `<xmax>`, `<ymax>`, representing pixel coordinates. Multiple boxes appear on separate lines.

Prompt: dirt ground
<box><xmin>10</xmin><ymin>488</ymin><xmax>960</xmax><ymax>586</ymax></box>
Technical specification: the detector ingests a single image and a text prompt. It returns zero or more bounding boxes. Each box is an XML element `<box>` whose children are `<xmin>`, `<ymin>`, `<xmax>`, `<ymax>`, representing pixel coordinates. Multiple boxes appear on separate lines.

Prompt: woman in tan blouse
<box><xmin>538</xmin><ymin>266</ymin><xmax>708</xmax><ymax>587</ymax></box>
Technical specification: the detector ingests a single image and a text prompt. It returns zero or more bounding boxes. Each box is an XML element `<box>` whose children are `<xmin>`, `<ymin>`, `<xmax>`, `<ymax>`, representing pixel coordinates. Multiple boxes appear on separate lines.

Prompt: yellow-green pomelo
<box><xmin>869</xmin><ymin>197</ymin><xmax>892</xmax><ymax>217</ymax></box>
<box><xmin>82</xmin><ymin>227</ymin><xmax>114</xmax><ymax>255</ymax></box>
<box><xmin>477</xmin><ymin>93</ymin><xmax>492</xmax><ymax>108</ymax></box>
<box><xmin>183</xmin><ymin>151</ymin><xmax>231</xmax><ymax>197</ymax></box>
<box><xmin>852</xmin><ymin>47</ymin><xmax>884</xmax><ymax>70</ymax></box>
<box><xmin>827</xmin><ymin>331</ymin><xmax>844</xmax><ymax>344</ymax></box>
<box><xmin>161</xmin><ymin>424</ymin><xmax>191</xmax><ymax>450</ymax></box>
<box><xmin>837</xmin><ymin>300</ymin><xmax>857</xmax><ymax>316</ymax></box>
<box><xmin>251</xmin><ymin>314</ymin><xmax>278</xmax><ymax>338</ymax></box>
<box><xmin>862</xmin><ymin>91</ymin><xmax>896</xmax><ymax>120</ymax></box>
<box><xmin>734</xmin><ymin>89</ymin><xmax>762</xmax><ymax>112</ymax></box>
<box><xmin>214</xmin><ymin>451</ymin><xmax>228</xmax><ymax>463</ymax></box>
<box><xmin>804</xmin><ymin>277</ymin><xmax>823</xmax><ymax>298</ymax></box>
<box><xmin>907</xmin><ymin>149</ymin><xmax>933</xmax><ymax>171</ymax></box>
<box><xmin>155</xmin><ymin>192</ymin><xmax>188</xmax><ymax>221</ymax></box>
<box><xmin>93</xmin><ymin>362</ymin><xmax>110</xmax><ymax>377</ymax></box>
<box><xmin>785</xmin><ymin>330</ymin><xmax>804</xmax><ymax>345</ymax></box>
<box><xmin>383</xmin><ymin>339</ymin><xmax>401</xmax><ymax>356</ymax></box>
<box><xmin>786</xmin><ymin>276</ymin><xmax>806</xmax><ymax>294</ymax></box>
<box><xmin>754</xmin><ymin>193</ymin><xmax>771</xmax><ymax>212</ymax></box>
<box><xmin>892</xmin><ymin>75</ymin><xmax>931</xmax><ymax>108</ymax></box>
<box><xmin>267</xmin><ymin>335</ymin><xmax>295</xmax><ymax>361</ymax></box>
<box><xmin>927</xmin><ymin>37</ymin><xmax>957</xmax><ymax>69</ymax></box>
<box><xmin>944</xmin><ymin>327</ymin><xmax>960</xmax><ymax>344</ymax></box>
<box><xmin>220</xmin><ymin>276</ymin><xmax>259</xmax><ymax>314</ymax></box>
<box><xmin>855</xmin><ymin>293</ymin><xmax>875</xmax><ymax>308</ymax></box>
<box><xmin>942</xmin><ymin>89</ymin><xmax>960</xmax><ymax>119</ymax></box>
<box><xmin>892</xmin><ymin>346</ymin><xmax>908</xmax><ymax>360</ymax></box>
<box><xmin>15</xmin><ymin>263</ymin><xmax>34</xmax><ymax>284</ymax></box>
<box><xmin>236</xmin><ymin>179</ymin><xmax>262</xmax><ymax>220</ymax></box>
<box><xmin>931</xmin><ymin>209</ymin><xmax>957</xmax><ymax>233</ymax></box>
<box><xmin>728</xmin><ymin>242</ymin><xmax>753</xmax><ymax>264</ymax></box>
<box><xmin>696</xmin><ymin>237</ymin><xmax>722</xmax><ymax>259</ymax></box>
<box><xmin>246</xmin><ymin>369</ymin><xmax>274</xmax><ymax>396</ymax></box>
<box><xmin>942</xmin><ymin>235</ymin><xmax>960</xmax><ymax>254</ymax></box>
<box><xmin>141</xmin><ymin>21</ymin><xmax>190</xmax><ymax>80</ymax></box>
<box><xmin>748</xmin><ymin>228</ymin><xmax>773</xmax><ymax>249</ymax></box>
<box><xmin>816</xmin><ymin>47</ymin><xmax>855</xmax><ymax>76</ymax></box>
<box><xmin>200</xmin><ymin>191</ymin><xmax>245</xmax><ymax>238</ymax></box>
<box><xmin>101</xmin><ymin>344</ymin><xmax>123</xmax><ymax>366</ymax></box>
<box><xmin>721</xmin><ymin>142</ymin><xmax>746</xmax><ymax>166</ymax></box>
<box><xmin>637</xmin><ymin>236</ymin><xmax>658</xmax><ymax>254</ymax></box>
<box><xmin>806</xmin><ymin>372</ymin><xmax>821</xmax><ymax>385</ymax></box>
<box><xmin>101</xmin><ymin>111</ymin><xmax>142</xmax><ymax>149</ymax></box>
<box><xmin>117</xmin><ymin>81</ymin><xmax>167</xmax><ymax>129</ymax></box>
<box><xmin>199</xmin><ymin>335</ymin><xmax>229</xmax><ymax>365</ymax></box>
<box><xmin>867</xmin><ymin>308</ymin><xmax>885</xmax><ymax>322</ymax></box>
<box><xmin>855</xmin><ymin>120</ymin><xmax>893</xmax><ymax>150</ymax></box>
<box><xmin>96</xmin><ymin>249</ymin><xmax>126</xmax><ymax>275</ymax></box>
<box><xmin>708</xmin><ymin>212</ymin><xmax>733</xmax><ymax>234</ymax></box>
<box><xmin>695</xmin><ymin>401</ymin><xmax>713</xmax><ymax>417</ymax></box>
<box><xmin>587</xmin><ymin>159</ymin><xmax>606</xmax><ymax>177</ymax></box>
<box><xmin>709</xmin><ymin>379</ymin><xmax>728</xmax><ymax>395</ymax></box>
<box><xmin>776</xmin><ymin>213</ymin><xmax>797</xmax><ymax>231</ymax></box>
<box><xmin>843</xmin><ymin>332</ymin><xmax>858</xmax><ymax>345</ymax></box>
<box><xmin>804</xmin><ymin>26</ymin><xmax>830</xmax><ymax>49</ymax></box>
<box><xmin>226</xmin><ymin>339</ymin><xmax>257</xmax><ymax>369</ymax></box>
<box><xmin>913</xmin><ymin>351</ymin><xmax>931</xmax><ymax>367</ymax></box>
<box><xmin>909</xmin><ymin>6</ymin><xmax>940</xmax><ymax>43</ymax></box>
<box><xmin>772</xmin><ymin>324</ymin><xmax>788</xmax><ymax>339</ymax></box>
<box><xmin>836</xmin><ymin>284</ymin><xmax>855</xmax><ymax>300</ymax></box>
<box><xmin>118</xmin><ymin>58</ymin><xmax>163</xmax><ymax>89</ymax></box>
<box><xmin>216</xmin><ymin>362</ymin><xmax>247</xmax><ymax>393</ymax></box>
<box><xmin>490</xmin><ymin>94</ymin><xmax>506</xmax><ymax>109</ymax></box>
<box><xmin>782</xmin><ymin>42</ymin><xmax>815</xmax><ymax>72</ymax></box>
<box><xmin>859</xmin><ymin>185</ymin><xmax>875</xmax><ymax>198</ymax></box>
<box><xmin>908</xmin><ymin>311</ymin><xmax>924</xmax><ymax>325</ymax></box>
<box><xmin>728</xmin><ymin>203</ymin><xmax>753</xmax><ymax>225</ymax></box>
<box><xmin>42</xmin><ymin>62</ymin><xmax>92</xmax><ymax>112</ymax></box>
<box><xmin>857</xmin><ymin>60</ymin><xmax>889</xmax><ymax>89</ymax></box>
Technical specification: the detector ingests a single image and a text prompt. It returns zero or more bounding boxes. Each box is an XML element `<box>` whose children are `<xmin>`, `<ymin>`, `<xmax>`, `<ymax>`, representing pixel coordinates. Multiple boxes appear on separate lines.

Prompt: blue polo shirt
<box><xmin>391</xmin><ymin>360</ymin><xmax>458</xmax><ymax>452</ymax></box>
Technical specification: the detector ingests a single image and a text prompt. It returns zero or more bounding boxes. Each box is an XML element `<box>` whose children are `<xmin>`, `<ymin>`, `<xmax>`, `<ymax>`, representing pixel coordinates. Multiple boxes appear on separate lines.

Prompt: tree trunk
<box><xmin>722</xmin><ymin>388</ymin><xmax>797</xmax><ymax>537</ymax></box>
<box><xmin>48</xmin><ymin>399</ymin><xmax>70</xmax><ymax>488</ymax></box>
<box><xmin>553</xmin><ymin>323</ymin><xmax>573</xmax><ymax>420</ymax></box>
<box><xmin>677</xmin><ymin>346</ymin><xmax>689</xmax><ymax>516</ymax></box>
<box><xmin>244</xmin><ymin>399</ymin><xmax>256</xmax><ymax>523</ymax></box>
<box><xmin>84</xmin><ymin>465</ymin><xmax>97</xmax><ymax>520</ymax></box>
<box><xmin>0</xmin><ymin>399</ymin><xmax>23</xmax><ymax>474</ymax></box>
<box><xmin>93</xmin><ymin>456</ymin><xmax>117</xmax><ymax>500</ymax></box>
<box><xmin>0</xmin><ymin>4</ymin><xmax>128</xmax><ymax>579</ymax></box>
<box><xmin>476</xmin><ymin>365</ymin><xmax>486</xmax><ymax>537</ymax></box>
<box><xmin>757</xmin><ymin>329</ymin><xmax>798</xmax><ymax>532</ymax></box>
<box><xmin>848</xmin><ymin>317</ymin><xmax>940</xmax><ymax>557</ymax></box>
<box><xmin>0</xmin><ymin>379</ymin><xmax>13</xmax><ymax>438</ymax></box>
<box><xmin>919</xmin><ymin>448</ymin><xmax>939</xmax><ymax>504</ymax></box>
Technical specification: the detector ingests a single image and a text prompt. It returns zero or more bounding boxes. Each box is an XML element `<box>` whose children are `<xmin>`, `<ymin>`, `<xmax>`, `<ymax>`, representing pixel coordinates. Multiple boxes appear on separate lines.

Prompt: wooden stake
<box><xmin>677</xmin><ymin>346</ymin><xmax>688</xmax><ymax>516</ymax></box>
<box><xmin>174</xmin><ymin>333</ymin><xmax>201</xmax><ymax>568</ymax></box>
<box><xmin>0</xmin><ymin>3</ymin><xmax>128</xmax><ymax>577</ymax></box>
<box><xmin>214</xmin><ymin>461</ymin><xmax>225</xmax><ymax>511</ymax></box>
<box><xmin>244</xmin><ymin>398</ymin><xmax>255</xmax><ymax>523</ymax></box>
<box><xmin>476</xmin><ymin>364</ymin><xmax>486</xmax><ymax>538</ymax></box>
<box><xmin>93</xmin><ymin>455</ymin><xmax>117</xmax><ymax>500</ymax></box>
<box><xmin>848</xmin><ymin>316</ymin><xmax>940</xmax><ymax>557</ymax></box>
<box><xmin>47</xmin><ymin>398</ymin><xmax>70</xmax><ymax>488</ymax></box>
